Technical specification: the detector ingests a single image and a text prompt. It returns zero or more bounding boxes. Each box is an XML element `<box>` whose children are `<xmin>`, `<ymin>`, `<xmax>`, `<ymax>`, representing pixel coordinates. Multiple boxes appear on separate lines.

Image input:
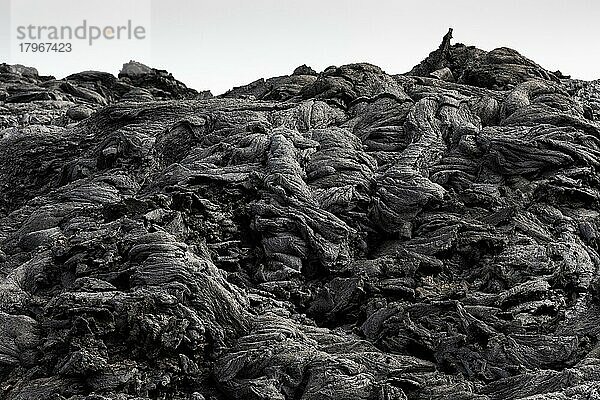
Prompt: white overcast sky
<box><xmin>1</xmin><ymin>0</ymin><xmax>599</xmax><ymax>94</ymax></box>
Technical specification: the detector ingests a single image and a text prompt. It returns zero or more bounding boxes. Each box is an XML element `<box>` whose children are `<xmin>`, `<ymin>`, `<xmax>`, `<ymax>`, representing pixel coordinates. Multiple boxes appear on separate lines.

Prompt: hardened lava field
<box><xmin>1</xmin><ymin>30</ymin><xmax>600</xmax><ymax>399</ymax></box>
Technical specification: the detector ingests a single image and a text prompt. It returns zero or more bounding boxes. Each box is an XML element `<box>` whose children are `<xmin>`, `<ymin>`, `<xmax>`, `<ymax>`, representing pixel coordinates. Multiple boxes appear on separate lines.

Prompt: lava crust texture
<box><xmin>1</xmin><ymin>30</ymin><xmax>600</xmax><ymax>400</ymax></box>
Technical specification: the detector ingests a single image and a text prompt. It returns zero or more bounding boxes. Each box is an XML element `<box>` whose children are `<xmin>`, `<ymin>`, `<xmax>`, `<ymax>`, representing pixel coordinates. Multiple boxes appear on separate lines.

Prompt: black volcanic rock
<box><xmin>293</xmin><ymin>64</ymin><xmax>318</xmax><ymax>76</ymax></box>
<box><xmin>119</xmin><ymin>60</ymin><xmax>213</xmax><ymax>100</ymax></box>
<box><xmin>1</xmin><ymin>31</ymin><xmax>600</xmax><ymax>400</ymax></box>
<box><xmin>409</xmin><ymin>28</ymin><xmax>560</xmax><ymax>90</ymax></box>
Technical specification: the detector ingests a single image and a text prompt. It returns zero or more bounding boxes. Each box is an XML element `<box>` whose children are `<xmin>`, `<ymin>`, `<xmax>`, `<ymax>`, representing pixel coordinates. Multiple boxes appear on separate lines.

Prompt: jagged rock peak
<box><xmin>408</xmin><ymin>28</ymin><xmax>561</xmax><ymax>90</ymax></box>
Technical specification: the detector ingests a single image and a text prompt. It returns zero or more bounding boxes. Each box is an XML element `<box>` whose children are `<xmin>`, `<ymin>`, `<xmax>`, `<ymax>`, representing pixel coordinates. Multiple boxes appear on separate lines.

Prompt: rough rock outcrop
<box><xmin>1</xmin><ymin>32</ymin><xmax>600</xmax><ymax>399</ymax></box>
